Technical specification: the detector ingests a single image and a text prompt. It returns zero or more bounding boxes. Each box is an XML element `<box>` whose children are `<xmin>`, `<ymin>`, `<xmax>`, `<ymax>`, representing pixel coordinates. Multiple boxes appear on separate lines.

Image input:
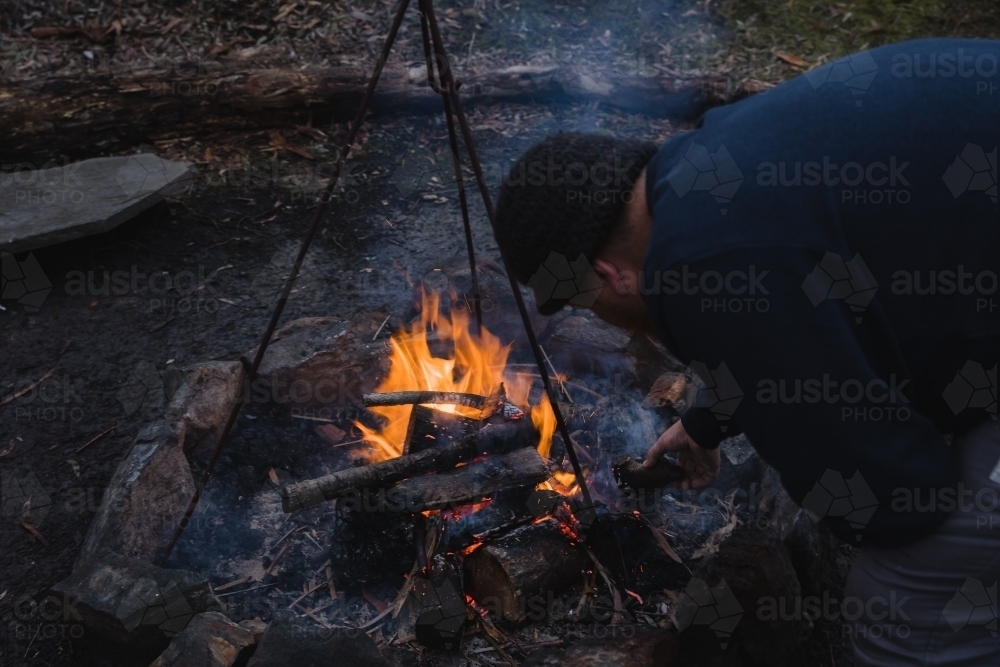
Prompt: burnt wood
<box><xmin>388</xmin><ymin>447</ymin><xmax>549</xmax><ymax>512</ymax></box>
<box><xmin>463</xmin><ymin>518</ymin><xmax>588</xmax><ymax>623</ymax></box>
<box><xmin>613</xmin><ymin>455</ymin><xmax>686</xmax><ymax>494</ymax></box>
<box><xmin>281</xmin><ymin>419</ymin><xmax>536</xmax><ymax>512</ymax></box>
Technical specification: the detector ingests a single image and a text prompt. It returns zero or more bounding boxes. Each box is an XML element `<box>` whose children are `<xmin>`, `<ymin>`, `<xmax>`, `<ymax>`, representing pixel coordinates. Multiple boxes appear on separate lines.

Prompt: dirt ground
<box><xmin>2</xmin><ymin>1</ymin><xmax>998</xmax><ymax>665</ymax></box>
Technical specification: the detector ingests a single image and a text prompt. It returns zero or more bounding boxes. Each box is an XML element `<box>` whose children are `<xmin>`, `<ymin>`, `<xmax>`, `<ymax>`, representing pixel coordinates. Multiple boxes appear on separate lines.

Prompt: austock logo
<box><xmin>801</xmin><ymin>469</ymin><xmax>879</xmax><ymax>540</ymax></box>
<box><xmin>942</xmin><ymin>143</ymin><xmax>997</xmax><ymax>204</ymax></box>
<box><xmin>802</xmin><ymin>37</ymin><xmax>879</xmax><ymax>105</ymax></box>
<box><xmin>942</xmin><ymin>361</ymin><xmax>998</xmax><ymax>420</ymax></box>
<box><xmin>801</xmin><ymin>252</ymin><xmax>878</xmax><ymax>323</ymax></box>
<box><xmin>1</xmin><ymin>251</ymin><xmax>52</xmax><ymax>311</ymax></box>
<box><xmin>526</xmin><ymin>251</ymin><xmax>603</xmax><ymax>310</ymax></box>
<box><xmin>688</xmin><ymin>361</ymin><xmax>743</xmax><ymax>433</ymax></box>
<box><xmin>672</xmin><ymin>577</ymin><xmax>744</xmax><ymax>649</ymax></box>
<box><xmin>114</xmin><ymin>579</ymin><xmax>195</xmax><ymax>637</ymax></box>
<box><xmin>942</xmin><ymin>578</ymin><xmax>997</xmax><ymax>637</ymax></box>
<box><xmin>665</xmin><ymin>143</ymin><xmax>744</xmax><ymax>215</ymax></box>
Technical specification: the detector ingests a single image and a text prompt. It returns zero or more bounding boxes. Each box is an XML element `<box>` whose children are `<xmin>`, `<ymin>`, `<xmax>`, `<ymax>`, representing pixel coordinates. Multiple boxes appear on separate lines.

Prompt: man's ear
<box><xmin>592</xmin><ymin>258</ymin><xmax>620</xmax><ymax>291</ymax></box>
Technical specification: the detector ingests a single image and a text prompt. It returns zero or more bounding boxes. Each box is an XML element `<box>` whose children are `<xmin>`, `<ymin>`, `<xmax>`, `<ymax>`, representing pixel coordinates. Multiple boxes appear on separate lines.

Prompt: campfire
<box><xmin>279</xmin><ymin>290</ymin><xmax>604</xmax><ymax>648</ymax></box>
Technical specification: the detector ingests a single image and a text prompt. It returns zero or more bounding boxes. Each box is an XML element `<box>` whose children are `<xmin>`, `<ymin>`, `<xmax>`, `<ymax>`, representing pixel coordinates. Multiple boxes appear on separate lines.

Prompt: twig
<box><xmin>372</xmin><ymin>314</ymin><xmax>391</xmax><ymax>341</ymax></box>
<box><xmin>1</xmin><ymin>368</ymin><xmax>55</xmax><ymax>407</ymax></box>
<box><xmin>216</xmin><ymin>583</ymin><xmax>277</xmax><ymax>598</ymax></box>
<box><xmin>539</xmin><ymin>345</ymin><xmax>572</xmax><ymax>404</ymax></box>
<box><xmin>75</xmin><ymin>426</ymin><xmax>115</xmax><ymax>453</ymax></box>
<box><xmin>215</xmin><ymin>576</ymin><xmax>252</xmax><ymax>592</ymax></box>
<box><xmin>288</xmin><ymin>580</ymin><xmax>327</xmax><ymax>609</ymax></box>
<box><xmin>272</xmin><ymin>525</ymin><xmax>305</xmax><ymax>551</ymax></box>
<box><xmin>263</xmin><ymin>542</ymin><xmax>292</xmax><ymax>579</ymax></box>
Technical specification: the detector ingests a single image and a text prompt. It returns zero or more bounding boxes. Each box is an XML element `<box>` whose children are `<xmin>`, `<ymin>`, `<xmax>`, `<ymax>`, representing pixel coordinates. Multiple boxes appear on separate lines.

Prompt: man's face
<box><xmin>588</xmin><ymin>281</ymin><xmax>654</xmax><ymax>334</ymax></box>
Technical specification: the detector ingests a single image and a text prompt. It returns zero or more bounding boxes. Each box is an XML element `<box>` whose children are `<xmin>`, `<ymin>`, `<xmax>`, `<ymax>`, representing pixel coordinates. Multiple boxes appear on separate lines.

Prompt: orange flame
<box><xmin>355</xmin><ymin>290</ymin><xmax>556</xmax><ymax>462</ymax></box>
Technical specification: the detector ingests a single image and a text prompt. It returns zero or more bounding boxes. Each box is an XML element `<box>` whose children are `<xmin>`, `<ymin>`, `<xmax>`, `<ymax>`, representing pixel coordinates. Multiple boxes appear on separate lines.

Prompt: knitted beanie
<box><xmin>494</xmin><ymin>132</ymin><xmax>658</xmax><ymax>315</ymax></box>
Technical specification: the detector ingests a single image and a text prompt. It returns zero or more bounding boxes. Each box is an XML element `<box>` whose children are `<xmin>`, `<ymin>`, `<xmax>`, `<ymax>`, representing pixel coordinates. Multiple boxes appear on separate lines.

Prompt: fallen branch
<box><xmin>3</xmin><ymin>63</ymin><xmax>768</xmax><ymax>162</ymax></box>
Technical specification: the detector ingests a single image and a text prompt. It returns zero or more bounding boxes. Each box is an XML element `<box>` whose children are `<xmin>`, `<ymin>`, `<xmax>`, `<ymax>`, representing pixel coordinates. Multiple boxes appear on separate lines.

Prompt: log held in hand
<box><xmin>281</xmin><ymin>420</ymin><xmax>537</xmax><ymax>512</ymax></box>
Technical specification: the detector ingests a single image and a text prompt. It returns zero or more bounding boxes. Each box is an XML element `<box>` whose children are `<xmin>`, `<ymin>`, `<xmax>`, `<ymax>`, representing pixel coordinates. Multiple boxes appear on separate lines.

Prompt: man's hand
<box><xmin>644</xmin><ymin>420</ymin><xmax>720</xmax><ymax>490</ymax></box>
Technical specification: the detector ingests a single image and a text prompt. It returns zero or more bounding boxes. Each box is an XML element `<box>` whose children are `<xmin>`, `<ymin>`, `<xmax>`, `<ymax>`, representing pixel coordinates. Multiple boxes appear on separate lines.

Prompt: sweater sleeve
<box><xmin>644</xmin><ymin>245</ymin><xmax>960</xmax><ymax>546</ymax></box>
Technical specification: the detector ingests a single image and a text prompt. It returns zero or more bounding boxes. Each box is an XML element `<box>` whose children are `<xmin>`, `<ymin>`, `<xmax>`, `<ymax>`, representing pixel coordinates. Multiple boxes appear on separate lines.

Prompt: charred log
<box><xmin>440</xmin><ymin>487</ymin><xmax>540</xmax><ymax>553</ymax></box>
<box><xmin>613</xmin><ymin>455</ymin><xmax>685</xmax><ymax>495</ymax></box>
<box><xmin>281</xmin><ymin>420</ymin><xmax>536</xmax><ymax>512</ymax></box>
<box><xmin>410</xmin><ymin>555</ymin><xmax>467</xmax><ymax>650</ymax></box>
<box><xmin>386</xmin><ymin>447</ymin><xmax>549</xmax><ymax>512</ymax></box>
<box><xmin>403</xmin><ymin>405</ymin><xmax>482</xmax><ymax>455</ymax></box>
<box><xmin>464</xmin><ymin>519</ymin><xmax>588</xmax><ymax>623</ymax></box>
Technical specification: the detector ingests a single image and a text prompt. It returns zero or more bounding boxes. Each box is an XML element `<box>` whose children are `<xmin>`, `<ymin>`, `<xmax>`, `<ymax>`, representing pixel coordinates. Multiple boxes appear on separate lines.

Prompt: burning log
<box><xmin>440</xmin><ymin>488</ymin><xmax>542</xmax><ymax>553</ymax></box>
<box><xmin>281</xmin><ymin>420</ymin><xmax>536</xmax><ymax>512</ymax></box>
<box><xmin>404</xmin><ymin>405</ymin><xmax>482</xmax><ymax>454</ymax></box>
<box><xmin>388</xmin><ymin>448</ymin><xmax>549</xmax><ymax>512</ymax></box>
<box><xmin>464</xmin><ymin>518</ymin><xmax>588</xmax><ymax>623</ymax></box>
<box><xmin>363</xmin><ymin>391</ymin><xmax>486</xmax><ymax>409</ymax></box>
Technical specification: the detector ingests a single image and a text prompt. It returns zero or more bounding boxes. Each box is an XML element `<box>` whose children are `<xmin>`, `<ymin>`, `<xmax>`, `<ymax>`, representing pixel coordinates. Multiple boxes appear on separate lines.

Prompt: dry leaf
<box><xmin>274</xmin><ymin>2</ymin><xmax>298</xmax><ymax>22</ymax></box>
<box><xmin>161</xmin><ymin>17</ymin><xmax>184</xmax><ymax>35</ymax></box>
<box><xmin>268</xmin><ymin>467</ymin><xmax>280</xmax><ymax>485</ymax></box>
<box><xmin>315</xmin><ymin>424</ymin><xmax>346</xmax><ymax>444</ymax></box>
<box><xmin>0</xmin><ymin>440</ymin><xmax>15</xmax><ymax>458</ymax></box>
<box><xmin>17</xmin><ymin>521</ymin><xmax>47</xmax><ymax>544</ymax></box>
<box><xmin>774</xmin><ymin>51</ymin><xmax>809</xmax><ymax>67</ymax></box>
<box><xmin>361</xmin><ymin>586</ymin><xmax>388</xmax><ymax>613</ymax></box>
<box><xmin>643</xmin><ymin>372</ymin><xmax>687</xmax><ymax>408</ymax></box>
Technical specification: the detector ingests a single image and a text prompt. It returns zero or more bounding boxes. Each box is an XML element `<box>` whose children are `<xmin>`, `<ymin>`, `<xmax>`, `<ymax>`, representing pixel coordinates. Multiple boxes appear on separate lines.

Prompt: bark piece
<box><xmin>386</xmin><ymin>447</ymin><xmax>548</xmax><ymax>512</ymax></box>
<box><xmin>464</xmin><ymin>519</ymin><xmax>588</xmax><ymax>623</ymax></box>
<box><xmin>150</xmin><ymin>611</ymin><xmax>255</xmax><ymax>667</ymax></box>
<box><xmin>282</xmin><ymin>420</ymin><xmax>536</xmax><ymax>512</ymax></box>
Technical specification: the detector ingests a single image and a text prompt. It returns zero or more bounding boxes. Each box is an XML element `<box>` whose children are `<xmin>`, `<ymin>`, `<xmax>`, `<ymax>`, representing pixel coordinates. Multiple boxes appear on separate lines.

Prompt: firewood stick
<box><xmin>281</xmin><ymin>420</ymin><xmax>535</xmax><ymax>512</ymax></box>
<box><xmin>363</xmin><ymin>390</ymin><xmax>486</xmax><ymax>408</ymax></box>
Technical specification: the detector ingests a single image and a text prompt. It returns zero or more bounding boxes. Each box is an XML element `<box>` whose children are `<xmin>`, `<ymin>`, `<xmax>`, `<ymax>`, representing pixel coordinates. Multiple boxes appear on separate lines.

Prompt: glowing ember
<box><xmin>355</xmin><ymin>289</ymin><xmax>556</xmax><ymax>461</ymax></box>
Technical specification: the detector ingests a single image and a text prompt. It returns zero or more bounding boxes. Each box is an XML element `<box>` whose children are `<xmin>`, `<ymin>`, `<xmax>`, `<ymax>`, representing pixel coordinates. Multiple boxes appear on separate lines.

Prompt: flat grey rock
<box><xmin>0</xmin><ymin>154</ymin><xmax>196</xmax><ymax>252</ymax></box>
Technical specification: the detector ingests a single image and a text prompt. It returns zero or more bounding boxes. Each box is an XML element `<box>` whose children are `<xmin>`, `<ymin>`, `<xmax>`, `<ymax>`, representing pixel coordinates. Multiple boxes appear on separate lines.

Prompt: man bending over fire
<box><xmin>493</xmin><ymin>38</ymin><xmax>998</xmax><ymax>666</ymax></box>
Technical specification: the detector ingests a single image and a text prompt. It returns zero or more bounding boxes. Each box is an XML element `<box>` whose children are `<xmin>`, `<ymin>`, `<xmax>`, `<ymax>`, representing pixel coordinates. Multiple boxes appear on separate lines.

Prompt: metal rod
<box><xmin>158</xmin><ymin>0</ymin><xmax>414</xmax><ymax>565</ymax></box>
<box><xmin>419</xmin><ymin>6</ymin><xmax>482</xmax><ymax>333</ymax></box>
<box><xmin>420</xmin><ymin>0</ymin><xmax>594</xmax><ymax>508</ymax></box>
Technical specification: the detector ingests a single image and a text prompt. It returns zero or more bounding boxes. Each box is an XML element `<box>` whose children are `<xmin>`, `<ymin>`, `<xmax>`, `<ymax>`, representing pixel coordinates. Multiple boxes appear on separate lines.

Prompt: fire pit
<box><xmin>52</xmin><ymin>271</ymin><xmax>842</xmax><ymax>666</ymax></box>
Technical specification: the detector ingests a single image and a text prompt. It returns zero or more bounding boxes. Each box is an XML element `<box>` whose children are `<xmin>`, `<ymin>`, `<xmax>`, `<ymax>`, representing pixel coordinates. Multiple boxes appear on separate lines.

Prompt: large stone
<box><xmin>150</xmin><ymin>611</ymin><xmax>255</xmax><ymax>667</ymax></box>
<box><xmin>76</xmin><ymin>420</ymin><xmax>195</xmax><ymax>567</ymax></box>
<box><xmin>523</xmin><ymin>629</ymin><xmax>679</xmax><ymax>666</ymax></box>
<box><xmin>247</xmin><ymin>313</ymin><xmax>389</xmax><ymax>410</ymax></box>
<box><xmin>246</xmin><ymin>609</ymin><xmax>396</xmax><ymax>667</ymax></box>
<box><xmin>166</xmin><ymin>361</ymin><xmax>245</xmax><ymax>456</ymax></box>
<box><xmin>0</xmin><ymin>154</ymin><xmax>196</xmax><ymax>252</ymax></box>
<box><xmin>50</xmin><ymin>551</ymin><xmax>223</xmax><ymax>664</ymax></box>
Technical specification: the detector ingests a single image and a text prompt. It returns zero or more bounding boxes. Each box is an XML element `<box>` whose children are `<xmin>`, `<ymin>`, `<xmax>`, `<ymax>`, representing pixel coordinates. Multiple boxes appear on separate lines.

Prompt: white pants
<box><xmin>846</xmin><ymin>419</ymin><xmax>1000</xmax><ymax>666</ymax></box>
